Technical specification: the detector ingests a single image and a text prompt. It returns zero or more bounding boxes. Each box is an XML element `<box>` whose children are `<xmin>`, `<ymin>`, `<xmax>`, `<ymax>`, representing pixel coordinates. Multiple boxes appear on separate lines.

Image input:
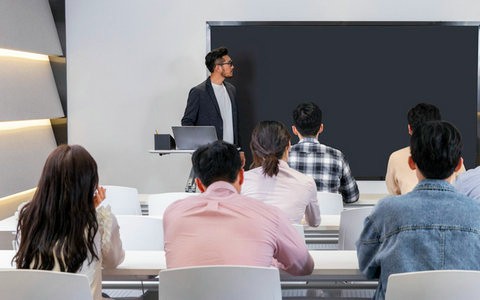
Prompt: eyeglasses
<box><xmin>217</xmin><ymin>60</ymin><xmax>234</xmax><ymax>66</ymax></box>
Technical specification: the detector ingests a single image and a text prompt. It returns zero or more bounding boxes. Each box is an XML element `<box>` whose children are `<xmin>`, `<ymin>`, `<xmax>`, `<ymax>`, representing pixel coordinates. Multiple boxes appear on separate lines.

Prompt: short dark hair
<box><xmin>250</xmin><ymin>120</ymin><xmax>291</xmax><ymax>177</ymax></box>
<box><xmin>410</xmin><ymin>121</ymin><xmax>462</xmax><ymax>179</ymax></box>
<box><xmin>293</xmin><ymin>102</ymin><xmax>323</xmax><ymax>137</ymax></box>
<box><xmin>205</xmin><ymin>47</ymin><xmax>229</xmax><ymax>73</ymax></box>
<box><xmin>192</xmin><ymin>140</ymin><xmax>242</xmax><ymax>187</ymax></box>
<box><xmin>407</xmin><ymin>103</ymin><xmax>441</xmax><ymax>133</ymax></box>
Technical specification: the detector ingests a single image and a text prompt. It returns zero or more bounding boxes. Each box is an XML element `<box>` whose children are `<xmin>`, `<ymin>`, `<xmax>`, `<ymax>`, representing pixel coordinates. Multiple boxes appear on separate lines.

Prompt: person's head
<box><xmin>292</xmin><ymin>102</ymin><xmax>323</xmax><ymax>138</ymax></box>
<box><xmin>192</xmin><ymin>141</ymin><xmax>243</xmax><ymax>192</ymax></box>
<box><xmin>205</xmin><ymin>47</ymin><xmax>234</xmax><ymax>78</ymax></box>
<box><xmin>14</xmin><ymin>144</ymin><xmax>100</xmax><ymax>272</ymax></box>
<box><xmin>407</xmin><ymin>103</ymin><xmax>441</xmax><ymax>135</ymax></box>
<box><xmin>409</xmin><ymin>121</ymin><xmax>463</xmax><ymax>180</ymax></box>
<box><xmin>250</xmin><ymin>120</ymin><xmax>291</xmax><ymax>177</ymax></box>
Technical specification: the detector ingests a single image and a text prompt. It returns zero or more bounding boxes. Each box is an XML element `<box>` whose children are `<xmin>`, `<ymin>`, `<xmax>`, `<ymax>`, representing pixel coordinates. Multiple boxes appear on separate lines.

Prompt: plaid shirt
<box><xmin>288</xmin><ymin>138</ymin><xmax>359</xmax><ymax>203</ymax></box>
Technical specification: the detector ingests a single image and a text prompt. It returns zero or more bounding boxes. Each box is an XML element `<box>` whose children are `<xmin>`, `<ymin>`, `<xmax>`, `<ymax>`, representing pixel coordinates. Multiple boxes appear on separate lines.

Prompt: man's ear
<box><xmin>195</xmin><ymin>178</ymin><xmax>206</xmax><ymax>193</ymax></box>
<box><xmin>238</xmin><ymin>168</ymin><xmax>244</xmax><ymax>186</ymax></box>
<box><xmin>408</xmin><ymin>156</ymin><xmax>417</xmax><ymax>171</ymax></box>
<box><xmin>292</xmin><ymin>125</ymin><xmax>299</xmax><ymax>136</ymax></box>
<box><xmin>318</xmin><ymin>124</ymin><xmax>324</xmax><ymax>135</ymax></box>
<box><xmin>454</xmin><ymin>157</ymin><xmax>464</xmax><ymax>172</ymax></box>
<box><xmin>408</xmin><ymin>124</ymin><xmax>413</xmax><ymax>136</ymax></box>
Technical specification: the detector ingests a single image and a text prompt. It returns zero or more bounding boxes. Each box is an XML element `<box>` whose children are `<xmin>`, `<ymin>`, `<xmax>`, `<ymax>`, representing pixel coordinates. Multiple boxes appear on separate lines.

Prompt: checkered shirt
<box><xmin>288</xmin><ymin>138</ymin><xmax>359</xmax><ymax>203</ymax></box>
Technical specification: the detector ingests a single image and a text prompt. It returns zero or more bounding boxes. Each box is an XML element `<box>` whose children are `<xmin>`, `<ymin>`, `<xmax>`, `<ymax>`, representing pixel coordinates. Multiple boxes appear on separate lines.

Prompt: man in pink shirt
<box><xmin>163</xmin><ymin>141</ymin><xmax>314</xmax><ymax>276</ymax></box>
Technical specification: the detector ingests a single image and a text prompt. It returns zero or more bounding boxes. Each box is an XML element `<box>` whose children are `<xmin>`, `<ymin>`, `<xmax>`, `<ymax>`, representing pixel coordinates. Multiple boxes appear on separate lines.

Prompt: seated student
<box><xmin>163</xmin><ymin>141</ymin><xmax>314</xmax><ymax>276</ymax></box>
<box><xmin>385</xmin><ymin>103</ymin><xmax>465</xmax><ymax>195</ymax></box>
<box><xmin>454</xmin><ymin>166</ymin><xmax>480</xmax><ymax>200</ymax></box>
<box><xmin>241</xmin><ymin>120</ymin><xmax>320</xmax><ymax>227</ymax></box>
<box><xmin>288</xmin><ymin>102</ymin><xmax>359</xmax><ymax>204</ymax></box>
<box><xmin>357</xmin><ymin>121</ymin><xmax>480</xmax><ymax>300</ymax></box>
<box><xmin>14</xmin><ymin>145</ymin><xmax>125</xmax><ymax>300</ymax></box>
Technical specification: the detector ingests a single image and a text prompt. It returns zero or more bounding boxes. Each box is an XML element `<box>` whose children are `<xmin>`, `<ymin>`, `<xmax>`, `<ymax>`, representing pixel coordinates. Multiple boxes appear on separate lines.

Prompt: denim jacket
<box><xmin>356</xmin><ymin>179</ymin><xmax>480</xmax><ymax>300</ymax></box>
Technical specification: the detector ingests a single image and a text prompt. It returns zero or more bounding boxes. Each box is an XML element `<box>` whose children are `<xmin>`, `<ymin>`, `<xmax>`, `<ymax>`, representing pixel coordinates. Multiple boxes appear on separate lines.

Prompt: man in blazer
<box><xmin>181</xmin><ymin>47</ymin><xmax>240</xmax><ymax>146</ymax></box>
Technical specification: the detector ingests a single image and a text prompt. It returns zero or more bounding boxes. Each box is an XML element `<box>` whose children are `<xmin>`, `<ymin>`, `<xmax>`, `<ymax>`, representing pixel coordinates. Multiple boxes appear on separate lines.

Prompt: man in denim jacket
<box><xmin>357</xmin><ymin>121</ymin><xmax>480</xmax><ymax>300</ymax></box>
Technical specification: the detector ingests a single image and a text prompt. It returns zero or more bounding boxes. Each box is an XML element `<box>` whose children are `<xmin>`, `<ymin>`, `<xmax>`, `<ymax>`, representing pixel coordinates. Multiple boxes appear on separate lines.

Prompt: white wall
<box><xmin>66</xmin><ymin>0</ymin><xmax>480</xmax><ymax>193</ymax></box>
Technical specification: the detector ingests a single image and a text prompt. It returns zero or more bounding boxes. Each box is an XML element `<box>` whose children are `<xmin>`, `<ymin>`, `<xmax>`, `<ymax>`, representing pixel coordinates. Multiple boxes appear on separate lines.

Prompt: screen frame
<box><xmin>206</xmin><ymin>21</ymin><xmax>480</xmax><ymax>179</ymax></box>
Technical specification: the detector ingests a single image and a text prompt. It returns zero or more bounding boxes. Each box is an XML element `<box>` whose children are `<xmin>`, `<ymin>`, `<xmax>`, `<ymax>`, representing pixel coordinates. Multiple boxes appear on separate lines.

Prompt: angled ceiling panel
<box><xmin>0</xmin><ymin>55</ymin><xmax>64</xmax><ymax>121</ymax></box>
<box><xmin>0</xmin><ymin>0</ymin><xmax>62</xmax><ymax>55</ymax></box>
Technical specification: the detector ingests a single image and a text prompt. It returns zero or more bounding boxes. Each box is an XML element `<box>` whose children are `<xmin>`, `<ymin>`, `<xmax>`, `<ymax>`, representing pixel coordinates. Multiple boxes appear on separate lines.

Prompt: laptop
<box><xmin>172</xmin><ymin>126</ymin><xmax>218</xmax><ymax>150</ymax></box>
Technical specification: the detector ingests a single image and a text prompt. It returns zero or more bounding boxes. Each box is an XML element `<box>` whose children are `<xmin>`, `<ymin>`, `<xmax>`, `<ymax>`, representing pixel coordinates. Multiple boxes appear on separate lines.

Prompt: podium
<box><xmin>149</xmin><ymin>150</ymin><xmax>197</xmax><ymax>192</ymax></box>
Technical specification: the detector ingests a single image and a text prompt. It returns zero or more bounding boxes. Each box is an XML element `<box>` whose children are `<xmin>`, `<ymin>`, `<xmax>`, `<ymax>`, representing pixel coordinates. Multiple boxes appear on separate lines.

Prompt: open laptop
<box><xmin>172</xmin><ymin>126</ymin><xmax>218</xmax><ymax>150</ymax></box>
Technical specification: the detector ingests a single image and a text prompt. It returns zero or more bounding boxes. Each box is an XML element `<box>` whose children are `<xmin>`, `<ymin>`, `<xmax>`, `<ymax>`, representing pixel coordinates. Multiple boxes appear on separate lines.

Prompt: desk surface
<box><xmin>149</xmin><ymin>150</ymin><xmax>194</xmax><ymax>154</ymax></box>
<box><xmin>0</xmin><ymin>216</ymin><xmax>16</xmax><ymax>232</ymax></box>
<box><xmin>0</xmin><ymin>250</ymin><xmax>365</xmax><ymax>281</ymax></box>
<box><xmin>0</xmin><ymin>215</ymin><xmax>343</xmax><ymax>233</ymax></box>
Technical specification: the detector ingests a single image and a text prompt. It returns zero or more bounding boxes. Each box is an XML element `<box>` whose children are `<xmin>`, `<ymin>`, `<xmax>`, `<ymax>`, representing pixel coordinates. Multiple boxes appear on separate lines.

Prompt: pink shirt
<box><xmin>242</xmin><ymin>160</ymin><xmax>320</xmax><ymax>226</ymax></box>
<box><xmin>163</xmin><ymin>181</ymin><xmax>314</xmax><ymax>276</ymax></box>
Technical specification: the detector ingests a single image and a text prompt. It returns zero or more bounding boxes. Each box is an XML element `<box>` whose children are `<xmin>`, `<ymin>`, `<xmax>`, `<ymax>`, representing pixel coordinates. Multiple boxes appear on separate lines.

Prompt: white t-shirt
<box><xmin>212</xmin><ymin>82</ymin><xmax>234</xmax><ymax>144</ymax></box>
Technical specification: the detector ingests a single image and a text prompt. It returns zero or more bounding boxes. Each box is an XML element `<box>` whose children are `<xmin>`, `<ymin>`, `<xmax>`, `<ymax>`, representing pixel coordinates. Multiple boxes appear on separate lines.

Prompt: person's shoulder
<box><xmin>321</xmin><ymin>143</ymin><xmax>345</xmax><ymax>158</ymax></box>
<box><xmin>190</xmin><ymin>79</ymin><xmax>210</xmax><ymax>92</ymax></box>
<box><xmin>163</xmin><ymin>196</ymin><xmax>197</xmax><ymax>217</ymax></box>
<box><xmin>389</xmin><ymin>146</ymin><xmax>410</xmax><ymax>160</ymax></box>
<box><xmin>456</xmin><ymin>166</ymin><xmax>480</xmax><ymax>182</ymax></box>
<box><xmin>223</xmin><ymin>80</ymin><xmax>236</xmax><ymax>90</ymax></box>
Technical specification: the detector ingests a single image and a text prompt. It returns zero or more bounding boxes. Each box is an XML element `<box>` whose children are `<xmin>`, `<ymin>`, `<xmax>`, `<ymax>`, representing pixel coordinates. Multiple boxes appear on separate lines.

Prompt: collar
<box><xmin>413</xmin><ymin>179</ymin><xmax>456</xmax><ymax>193</ymax></box>
<box><xmin>204</xmin><ymin>181</ymin><xmax>238</xmax><ymax>196</ymax></box>
<box><xmin>299</xmin><ymin>137</ymin><xmax>320</xmax><ymax>144</ymax></box>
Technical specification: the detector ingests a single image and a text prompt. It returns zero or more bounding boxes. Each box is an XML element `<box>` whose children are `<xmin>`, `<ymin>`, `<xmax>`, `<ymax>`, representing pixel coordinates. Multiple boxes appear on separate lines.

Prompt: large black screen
<box><xmin>209</xmin><ymin>22</ymin><xmax>479</xmax><ymax>179</ymax></box>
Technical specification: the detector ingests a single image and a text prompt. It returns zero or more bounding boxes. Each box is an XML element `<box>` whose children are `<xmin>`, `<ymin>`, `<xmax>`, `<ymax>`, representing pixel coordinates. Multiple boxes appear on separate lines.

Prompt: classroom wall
<box><xmin>66</xmin><ymin>0</ymin><xmax>480</xmax><ymax>193</ymax></box>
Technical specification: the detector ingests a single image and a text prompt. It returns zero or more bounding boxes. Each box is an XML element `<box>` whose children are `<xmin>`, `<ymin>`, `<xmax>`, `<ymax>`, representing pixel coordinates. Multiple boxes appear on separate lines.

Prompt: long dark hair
<box><xmin>14</xmin><ymin>144</ymin><xmax>99</xmax><ymax>272</ymax></box>
<box><xmin>250</xmin><ymin>120</ymin><xmax>291</xmax><ymax>177</ymax></box>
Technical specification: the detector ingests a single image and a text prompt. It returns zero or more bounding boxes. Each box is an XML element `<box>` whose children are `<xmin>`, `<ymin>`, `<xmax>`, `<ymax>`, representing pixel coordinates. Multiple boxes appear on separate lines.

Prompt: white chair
<box><xmin>159</xmin><ymin>265</ymin><xmax>282</xmax><ymax>300</ymax></box>
<box><xmin>116</xmin><ymin>215</ymin><xmax>163</xmax><ymax>250</ymax></box>
<box><xmin>317</xmin><ymin>192</ymin><xmax>344</xmax><ymax>215</ymax></box>
<box><xmin>147</xmin><ymin>192</ymin><xmax>193</xmax><ymax>217</ymax></box>
<box><xmin>337</xmin><ymin>207</ymin><xmax>373</xmax><ymax>250</ymax></box>
<box><xmin>356</xmin><ymin>180</ymin><xmax>388</xmax><ymax>194</ymax></box>
<box><xmin>0</xmin><ymin>269</ymin><xmax>92</xmax><ymax>300</ymax></box>
<box><xmin>386</xmin><ymin>270</ymin><xmax>480</xmax><ymax>300</ymax></box>
<box><xmin>101</xmin><ymin>185</ymin><xmax>141</xmax><ymax>215</ymax></box>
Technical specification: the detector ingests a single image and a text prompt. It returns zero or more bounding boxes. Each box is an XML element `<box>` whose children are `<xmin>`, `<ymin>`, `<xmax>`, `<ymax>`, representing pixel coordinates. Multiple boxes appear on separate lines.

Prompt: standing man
<box><xmin>181</xmin><ymin>47</ymin><xmax>240</xmax><ymax>146</ymax></box>
<box><xmin>288</xmin><ymin>102</ymin><xmax>359</xmax><ymax>204</ymax></box>
<box><xmin>357</xmin><ymin>121</ymin><xmax>480</xmax><ymax>300</ymax></box>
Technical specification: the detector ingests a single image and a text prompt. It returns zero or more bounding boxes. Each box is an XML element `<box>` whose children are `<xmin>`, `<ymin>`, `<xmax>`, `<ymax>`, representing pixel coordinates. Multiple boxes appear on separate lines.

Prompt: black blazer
<box><xmin>181</xmin><ymin>77</ymin><xmax>240</xmax><ymax>146</ymax></box>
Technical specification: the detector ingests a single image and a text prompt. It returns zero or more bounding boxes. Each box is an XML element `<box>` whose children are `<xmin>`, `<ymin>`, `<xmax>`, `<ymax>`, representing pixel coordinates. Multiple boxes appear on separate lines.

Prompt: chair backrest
<box><xmin>338</xmin><ymin>207</ymin><xmax>373</xmax><ymax>250</ymax></box>
<box><xmin>317</xmin><ymin>192</ymin><xmax>344</xmax><ymax>215</ymax></box>
<box><xmin>101</xmin><ymin>185</ymin><xmax>141</xmax><ymax>215</ymax></box>
<box><xmin>292</xmin><ymin>224</ymin><xmax>305</xmax><ymax>242</ymax></box>
<box><xmin>147</xmin><ymin>192</ymin><xmax>193</xmax><ymax>217</ymax></box>
<box><xmin>386</xmin><ymin>270</ymin><xmax>480</xmax><ymax>300</ymax></box>
<box><xmin>116</xmin><ymin>215</ymin><xmax>163</xmax><ymax>250</ymax></box>
<box><xmin>0</xmin><ymin>269</ymin><xmax>92</xmax><ymax>300</ymax></box>
<box><xmin>159</xmin><ymin>265</ymin><xmax>282</xmax><ymax>300</ymax></box>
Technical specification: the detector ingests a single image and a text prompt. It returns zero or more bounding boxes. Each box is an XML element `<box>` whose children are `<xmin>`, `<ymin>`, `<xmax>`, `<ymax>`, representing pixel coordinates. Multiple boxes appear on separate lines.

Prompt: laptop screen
<box><xmin>172</xmin><ymin>126</ymin><xmax>218</xmax><ymax>150</ymax></box>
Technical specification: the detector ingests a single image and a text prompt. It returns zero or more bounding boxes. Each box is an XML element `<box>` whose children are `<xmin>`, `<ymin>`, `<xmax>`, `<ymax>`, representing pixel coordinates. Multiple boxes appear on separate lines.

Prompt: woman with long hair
<box><xmin>242</xmin><ymin>121</ymin><xmax>320</xmax><ymax>226</ymax></box>
<box><xmin>13</xmin><ymin>144</ymin><xmax>124</xmax><ymax>299</ymax></box>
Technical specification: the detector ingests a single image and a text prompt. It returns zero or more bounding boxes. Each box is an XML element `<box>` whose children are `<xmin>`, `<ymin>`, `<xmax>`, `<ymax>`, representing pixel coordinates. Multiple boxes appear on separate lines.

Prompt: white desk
<box><xmin>348</xmin><ymin>193</ymin><xmax>386</xmax><ymax>207</ymax></box>
<box><xmin>0</xmin><ymin>250</ymin><xmax>366</xmax><ymax>282</ymax></box>
<box><xmin>0</xmin><ymin>216</ymin><xmax>16</xmax><ymax>232</ymax></box>
<box><xmin>149</xmin><ymin>149</ymin><xmax>197</xmax><ymax>192</ymax></box>
<box><xmin>148</xmin><ymin>150</ymin><xmax>194</xmax><ymax>155</ymax></box>
<box><xmin>314</xmin><ymin>215</ymin><xmax>340</xmax><ymax>231</ymax></box>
